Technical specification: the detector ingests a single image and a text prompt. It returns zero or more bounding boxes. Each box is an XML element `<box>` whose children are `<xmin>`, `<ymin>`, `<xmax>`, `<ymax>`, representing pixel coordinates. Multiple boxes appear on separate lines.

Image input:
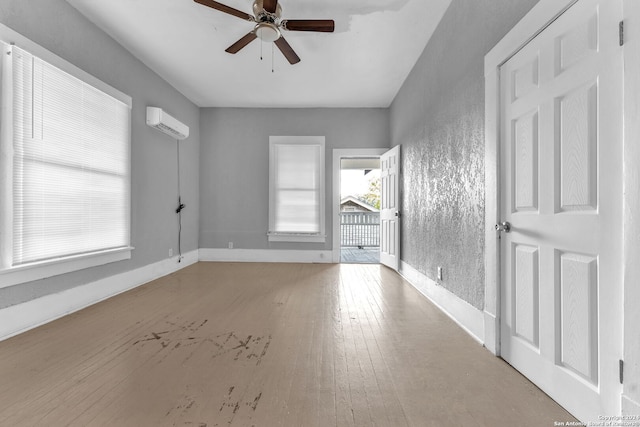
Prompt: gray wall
<box><xmin>200</xmin><ymin>108</ymin><xmax>389</xmax><ymax>251</ymax></box>
<box><xmin>390</xmin><ymin>0</ymin><xmax>539</xmax><ymax>309</ymax></box>
<box><xmin>0</xmin><ymin>0</ymin><xmax>200</xmax><ymax>308</ymax></box>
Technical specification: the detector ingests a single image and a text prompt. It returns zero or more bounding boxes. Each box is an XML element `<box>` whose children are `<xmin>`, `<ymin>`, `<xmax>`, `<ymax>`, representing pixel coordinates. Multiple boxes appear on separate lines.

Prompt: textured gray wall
<box><xmin>390</xmin><ymin>0</ymin><xmax>539</xmax><ymax>309</ymax></box>
<box><xmin>200</xmin><ymin>108</ymin><xmax>389</xmax><ymax>251</ymax></box>
<box><xmin>0</xmin><ymin>0</ymin><xmax>200</xmax><ymax>308</ymax></box>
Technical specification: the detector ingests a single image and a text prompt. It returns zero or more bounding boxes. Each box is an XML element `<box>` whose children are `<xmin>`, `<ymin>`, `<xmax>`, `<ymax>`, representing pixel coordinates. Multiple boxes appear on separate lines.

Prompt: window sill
<box><xmin>268</xmin><ymin>233</ymin><xmax>326</xmax><ymax>243</ymax></box>
<box><xmin>0</xmin><ymin>247</ymin><xmax>133</xmax><ymax>289</ymax></box>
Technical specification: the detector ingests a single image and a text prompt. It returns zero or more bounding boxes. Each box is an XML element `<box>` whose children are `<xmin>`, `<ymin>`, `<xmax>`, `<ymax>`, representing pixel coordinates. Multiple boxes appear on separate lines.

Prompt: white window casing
<box><xmin>268</xmin><ymin>136</ymin><xmax>325</xmax><ymax>243</ymax></box>
<box><xmin>0</xmin><ymin>29</ymin><xmax>133</xmax><ymax>288</ymax></box>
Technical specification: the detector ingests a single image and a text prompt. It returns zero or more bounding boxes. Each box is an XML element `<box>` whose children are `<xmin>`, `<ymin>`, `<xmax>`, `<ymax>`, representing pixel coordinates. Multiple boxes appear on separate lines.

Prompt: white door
<box><xmin>380</xmin><ymin>145</ymin><xmax>400</xmax><ymax>270</ymax></box>
<box><xmin>498</xmin><ymin>0</ymin><xmax>623</xmax><ymax>421</ymax></box>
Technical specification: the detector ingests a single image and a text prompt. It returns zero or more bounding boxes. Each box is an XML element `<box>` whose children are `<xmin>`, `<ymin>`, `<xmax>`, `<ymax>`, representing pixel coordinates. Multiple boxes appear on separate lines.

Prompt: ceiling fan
<box><xmin>194</xmin><ymin>0</ymin><xmax>335</xmax><ymax>64</ymax></box>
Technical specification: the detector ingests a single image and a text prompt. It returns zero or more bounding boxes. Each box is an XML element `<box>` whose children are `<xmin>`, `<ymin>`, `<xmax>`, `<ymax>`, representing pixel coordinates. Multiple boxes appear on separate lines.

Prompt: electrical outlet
<box><xmin>169</xmin><ymin>248</ymin><xmax>173</xmax><ymax>257</ymax></box>
<box><xmin>228</xmin><ymin>242</ymin><xmax>233</xmax><ymax>249</ymax></box>
<box><xmin>437</xmin><ymin>266</ymin><xmax>443</xmax><ymax>281</ymax></box>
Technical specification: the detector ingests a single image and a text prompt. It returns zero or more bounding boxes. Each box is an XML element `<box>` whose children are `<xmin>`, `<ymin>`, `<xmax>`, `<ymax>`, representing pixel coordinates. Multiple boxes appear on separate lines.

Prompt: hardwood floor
<box><xmin>0</xmin><ymin>262</ymin><xmax>574</xmax><ymax>426</ymax></box>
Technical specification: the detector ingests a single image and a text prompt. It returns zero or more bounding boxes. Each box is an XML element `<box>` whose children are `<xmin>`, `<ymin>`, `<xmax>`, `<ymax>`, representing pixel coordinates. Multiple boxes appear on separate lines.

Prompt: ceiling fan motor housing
<box><xmin>253</xmin><ymin>0</ymin><xmax>282</xmax><ymax>22</ymax></box>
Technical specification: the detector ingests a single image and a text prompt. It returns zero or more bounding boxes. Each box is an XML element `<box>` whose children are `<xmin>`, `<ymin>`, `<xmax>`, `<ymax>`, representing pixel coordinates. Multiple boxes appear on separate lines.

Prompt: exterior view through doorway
<box><xmin>331</xmin><ymin>148</ymin><xmax>387</xmax><ymax>264</ymax></box>
<box><xmin>340</xmin><ymin>158</ymin><xmax>381</xmax><ymax>264</ymax></box>
<box><xmin>332</xmin><ymin>146</ymin><xmax>401</xmax><ymax>271</ymax></box>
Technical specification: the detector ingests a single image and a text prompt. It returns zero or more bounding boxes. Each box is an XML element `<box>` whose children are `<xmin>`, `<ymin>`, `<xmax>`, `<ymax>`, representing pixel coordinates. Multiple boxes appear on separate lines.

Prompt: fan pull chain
<box><xmin>260</xmin><ymin>40</ymin><xmax>263</xmax><ymax>60</ymax></box>
<box><xmin>271</xmin><ymin>42</ymin><xmax>274</xmax><ymax>73</ymax></box>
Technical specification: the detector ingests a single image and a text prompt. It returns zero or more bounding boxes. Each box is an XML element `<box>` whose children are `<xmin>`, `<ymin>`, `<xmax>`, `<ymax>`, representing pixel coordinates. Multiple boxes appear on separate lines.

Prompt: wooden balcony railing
<box><xmin>340</xmin><ymin>211</ymin><xmax>380</xmax><ymax>247</ymax></box>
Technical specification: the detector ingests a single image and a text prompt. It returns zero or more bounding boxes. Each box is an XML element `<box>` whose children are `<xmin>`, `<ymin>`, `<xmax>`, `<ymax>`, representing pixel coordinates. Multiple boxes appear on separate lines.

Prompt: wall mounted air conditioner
<box><xmin>146</xmin><ymin>106</ymin><xmax>189</xmax><ymax>140</ymax></box>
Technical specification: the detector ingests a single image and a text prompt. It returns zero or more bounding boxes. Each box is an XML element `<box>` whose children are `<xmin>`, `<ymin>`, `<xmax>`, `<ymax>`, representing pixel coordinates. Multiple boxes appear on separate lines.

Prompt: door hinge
<box><xmin>620</xmin><ymin>359</ymin><xmax>624</xmax><ymax>384</ymax></box>
<box><xmin>619</xmin><ymin>21</ymin><xmax>624</xmax><ymax>46</ymax></box>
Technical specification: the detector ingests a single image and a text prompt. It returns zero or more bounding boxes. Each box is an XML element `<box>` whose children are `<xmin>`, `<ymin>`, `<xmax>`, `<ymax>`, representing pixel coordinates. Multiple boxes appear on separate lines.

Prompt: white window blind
<box><xmin>268</xmin><ymin>136</ymin><xmax>325</xmax><ymax>242</ymax></box>
<box><xmin>7</xmin><ymin>45</ymin><xmax>131</xmax><ymax>266</ymax></box>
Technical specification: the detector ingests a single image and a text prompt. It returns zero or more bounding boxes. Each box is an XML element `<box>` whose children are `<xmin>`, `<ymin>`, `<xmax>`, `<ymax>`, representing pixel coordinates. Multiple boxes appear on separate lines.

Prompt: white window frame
<box><xmin>268</xmin><ymin>136</ymin><xmax>326</xmax><ymax>243</ymax></box>
<box><xmin>0</xmin><ymin>24</ymin><xmax>133</xmax><ymax>289</ymax></box>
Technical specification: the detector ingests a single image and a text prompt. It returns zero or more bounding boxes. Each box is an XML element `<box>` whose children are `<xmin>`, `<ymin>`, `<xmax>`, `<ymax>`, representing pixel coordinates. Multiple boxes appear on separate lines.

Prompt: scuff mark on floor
<box><xmin>218</xmin><ymin>386</ymin><xmax>263</xmax><ymax>425</ymax></box>
<box><xmin>132</xmin><ymin>321</ymin><xmax>272</xmax><ymax>367</ymax></box>
<box><xmin>246</xmin><ymin>392</ymin><xmax>262</xmax><ymax>411</ymax></box>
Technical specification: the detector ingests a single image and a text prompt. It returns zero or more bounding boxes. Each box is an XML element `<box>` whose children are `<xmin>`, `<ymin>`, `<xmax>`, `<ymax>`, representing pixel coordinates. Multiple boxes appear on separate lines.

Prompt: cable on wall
<box><xmin>145</xmin><ymin>106</ymin><xmax>189</xmax><ymax>263</ymax></box>
<box><xmin>175</xmin><ymin>139</ymin><xmax>185</xmax><ymax>262</ymax></box>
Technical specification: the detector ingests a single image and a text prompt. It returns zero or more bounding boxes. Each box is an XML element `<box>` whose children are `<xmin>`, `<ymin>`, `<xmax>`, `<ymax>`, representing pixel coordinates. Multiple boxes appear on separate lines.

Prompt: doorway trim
<box><xmin>622</xmin><ymin>0</ymin><xmax>640</xmax><ymax>415</ymax></box>
<box><xmin>483</xmin><ymin>0</ymin><xmax>580</xmax><ymax>356</ymax></box>
<box><xmin>332</xmin><ymin>148</ymin><xmax>387</xmax><ymax>263</ymax></box>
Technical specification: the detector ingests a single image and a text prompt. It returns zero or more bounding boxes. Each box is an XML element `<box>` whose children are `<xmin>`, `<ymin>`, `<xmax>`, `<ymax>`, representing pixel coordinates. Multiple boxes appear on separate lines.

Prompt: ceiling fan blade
<box><xmin>282</xmin><ymin>19</ymin><xmax>335</xmax><ymax>32</ymax></box>
<box><xmin>263</xmin><ymin>0</ymin><xmax>278</xmax><ymax>14</ymax></box>
<box><xmin>225</xmin><ymin>32</ymin><xmax>258</xmax><ymax>54</ymax></box>
<box><xmin>193</xmin><ymin>0</ymin><xmax>254</xmax><ymax>21</ymax></box>
<box><xmin>274</xmin><ymin>37</ymin><xmax>301</xmax><ymax>64</ymax></box>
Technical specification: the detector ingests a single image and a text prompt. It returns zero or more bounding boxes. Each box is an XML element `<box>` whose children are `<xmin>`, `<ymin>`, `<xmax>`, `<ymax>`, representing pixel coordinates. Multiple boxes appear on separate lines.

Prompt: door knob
<box><xmin>395</xmin><ymin>211</ymin><xmax>401</xmax><ymax>217</ymax></box>
<box><xmin>495</xmin><ymin>221</ymin><xmax>511</xmax><ymax>233</ymax></box>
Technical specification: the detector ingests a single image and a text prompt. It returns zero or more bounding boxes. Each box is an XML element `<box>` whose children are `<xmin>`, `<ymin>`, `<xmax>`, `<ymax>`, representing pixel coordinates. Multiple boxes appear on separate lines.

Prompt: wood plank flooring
<box><xmin>0</xmin><ymin>262</ymin><xmax>575</xmax><ymax>426</ymax></box>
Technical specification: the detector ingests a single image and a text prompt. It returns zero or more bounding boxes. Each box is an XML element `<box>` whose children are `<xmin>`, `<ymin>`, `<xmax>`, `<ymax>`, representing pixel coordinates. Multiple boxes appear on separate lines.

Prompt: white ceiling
<box><xmin>65</xmin><ymin>0</ymin><xmax>451</xmax><ymax>108</ymax></box>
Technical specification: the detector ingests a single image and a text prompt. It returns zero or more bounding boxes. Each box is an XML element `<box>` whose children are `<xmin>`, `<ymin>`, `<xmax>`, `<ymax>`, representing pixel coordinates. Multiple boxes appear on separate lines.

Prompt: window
<box><xmin>268</xmin><ymin>136</ymin><xmax>325</xmax><ymax>243</ymax></box>
<box><xmin>0</xmin><ymin>38</ymin><xmax>132</xmax><ymax>287</ymax></box>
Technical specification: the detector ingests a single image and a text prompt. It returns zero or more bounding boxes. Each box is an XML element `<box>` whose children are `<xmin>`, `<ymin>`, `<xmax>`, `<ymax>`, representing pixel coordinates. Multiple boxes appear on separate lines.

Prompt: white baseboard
<box><xmin>0</xmin><ymin>250</ymin><xmax>199</xmax><ymax>342</ymax></box>
<box><xmin>399</xmin><ymin>261</ymin><xmax>485</xmax><ymax>344</ymax></box>
<box><xmin>483</xmin><ymin>311</ymin><xmax>499</xmax><ymax>355</ymax></box>
<box><xmin>199</xmin><ymin>248</ymin><xmax>333</xmax><ymax>264</ymax></box>
<box><xmin>622</xmin><ymin>395</ymin><xmax>640</xmax><ymax>415</ymax></box>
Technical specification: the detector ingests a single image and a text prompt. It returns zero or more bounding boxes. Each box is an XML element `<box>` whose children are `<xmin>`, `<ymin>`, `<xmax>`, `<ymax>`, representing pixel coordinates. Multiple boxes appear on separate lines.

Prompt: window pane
<box><xmin>14</xmin><ymin>160</ymin><xmax>128</xmax><ymax>263</ymax></box>
<box><xmin>10</xmin><ymin>46</ymin><xmax>131</xmax><ymax>266</ymax></box>
<box><xmin>275</xmin><ymin>144</ymin><xmax>319</xmax><ymax>190</ymax></box>
<box><xmin>275</xmin><ymin>190</ymin><xmax>319</xmax><ymax>233</ymax></box>
<box><xmin>269</xmin><ymin>137</ymin><xmax>324</xmax><ymax>239</ymax></box>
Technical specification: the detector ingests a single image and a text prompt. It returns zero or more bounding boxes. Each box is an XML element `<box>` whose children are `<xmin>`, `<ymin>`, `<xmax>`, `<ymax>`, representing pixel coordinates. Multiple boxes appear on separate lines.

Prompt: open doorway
<box><xmin>339</xmin><ymin>158</ymin><xmax>381</xmax><ymax>263</ymax></box>
<box><xmin>332</xmin><ymin>148</ymin><xmax>387</xmax><ymax>263</ymax></box>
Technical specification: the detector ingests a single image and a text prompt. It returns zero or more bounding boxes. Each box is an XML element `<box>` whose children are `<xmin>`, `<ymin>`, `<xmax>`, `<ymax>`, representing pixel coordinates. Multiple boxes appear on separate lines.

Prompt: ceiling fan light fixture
<box><xmin>195</xmin><ymin>0</ymin><xmax>335</xmax><ymax>65</ymax></box>
<box><xmin>255</xmin><ymin>22</ymin><xmax>281</xmax><ymax>42</ymax></box>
